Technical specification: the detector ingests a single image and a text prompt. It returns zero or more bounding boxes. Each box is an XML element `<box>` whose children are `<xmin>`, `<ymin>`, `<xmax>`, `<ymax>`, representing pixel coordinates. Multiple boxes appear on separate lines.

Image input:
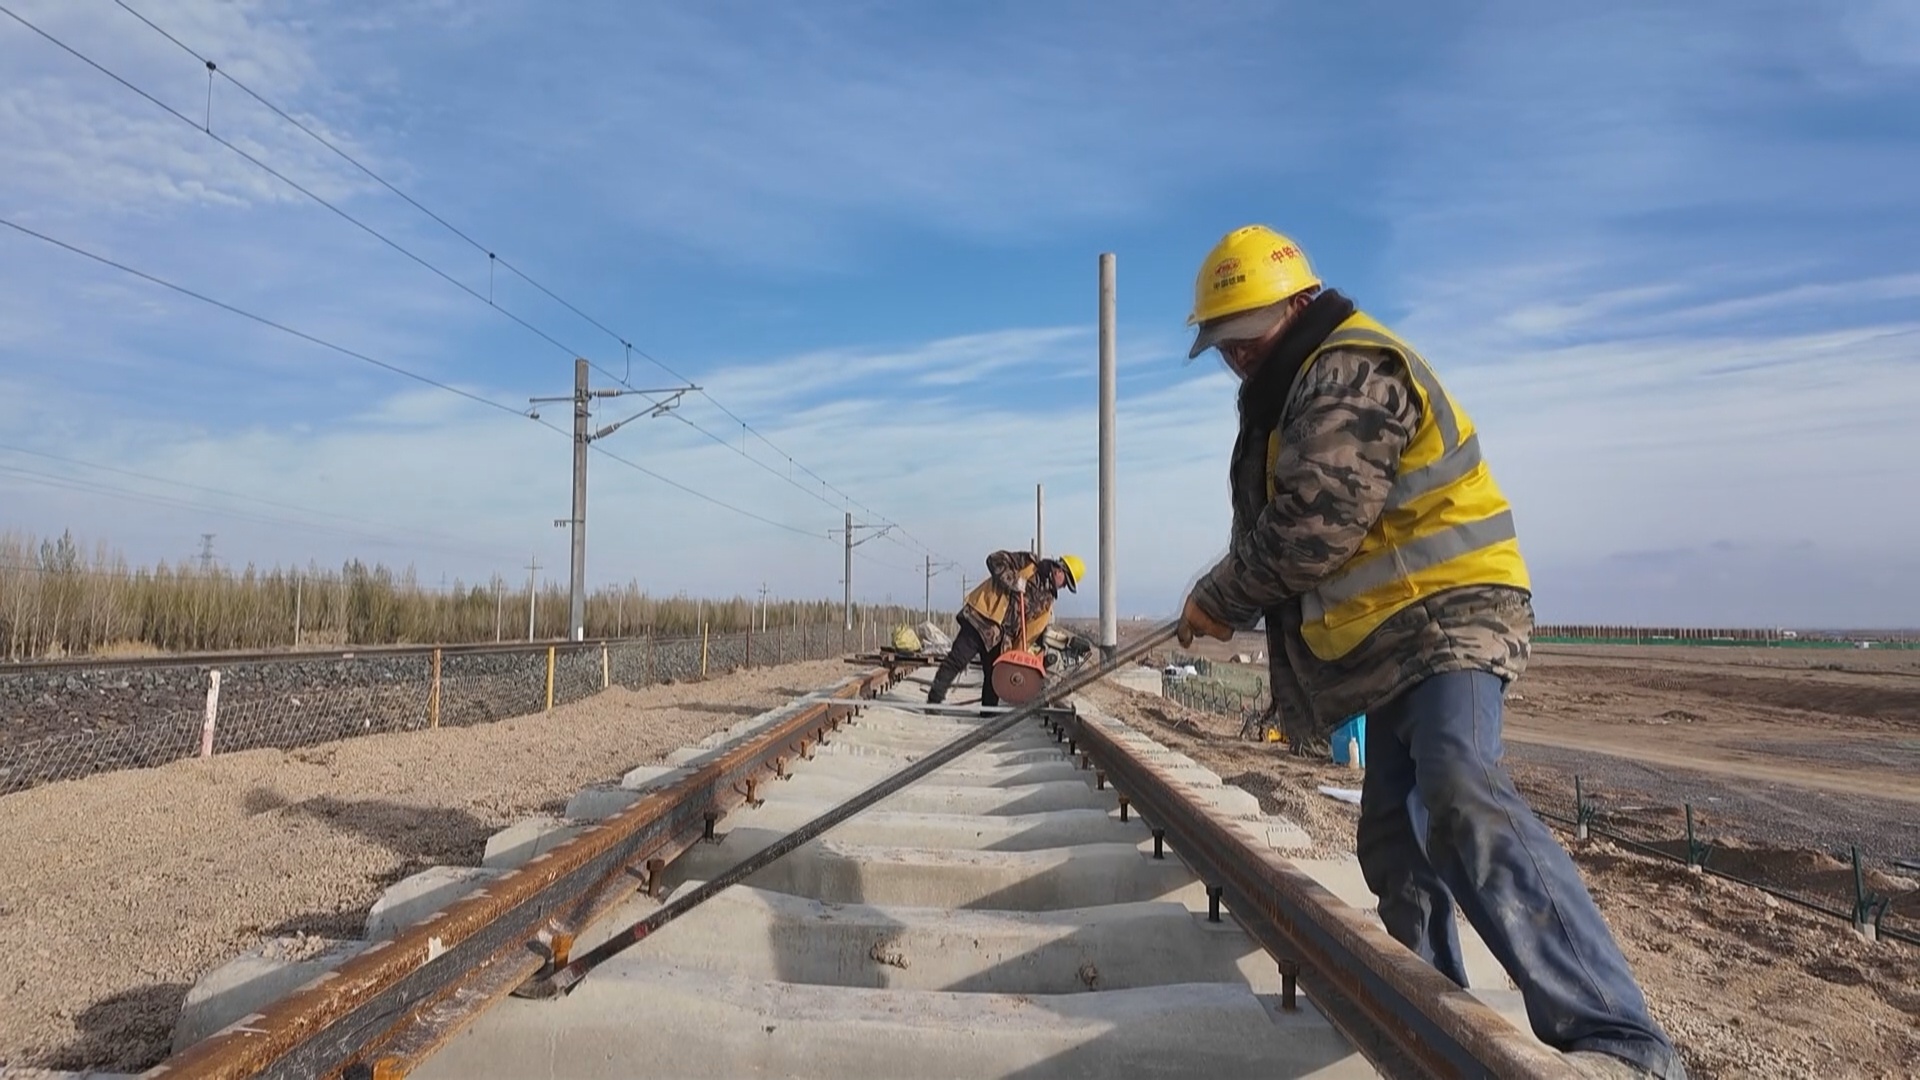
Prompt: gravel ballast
<box><xmin>0</xmin><ymin>658</ymin><xmax>851</xmax><ymax>1072</ymax></box>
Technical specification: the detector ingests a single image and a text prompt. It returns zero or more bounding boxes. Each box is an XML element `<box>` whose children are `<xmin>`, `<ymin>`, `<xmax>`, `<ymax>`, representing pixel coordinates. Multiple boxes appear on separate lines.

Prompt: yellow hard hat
<box><xmin>1057</xmin><ymin>554</ymin><xmax>1085</xmax><ymax>592</ymax></box>
<box><xmin>1186</xmin><ymin>225</ymin><xmax>1322</xmax><ymax>359</ymax></box>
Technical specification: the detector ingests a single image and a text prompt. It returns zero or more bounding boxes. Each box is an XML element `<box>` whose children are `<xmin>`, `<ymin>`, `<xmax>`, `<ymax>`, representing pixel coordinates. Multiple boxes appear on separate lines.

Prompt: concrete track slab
<box><xmin>668</xmin><ymin>837</ymin><xmax>1197</xmax><ymax>910</ymax></box>
<box><xmin>364</xmin><ymin>865</ymin><xmax>506</xmax><ymax>940</ymax></box>
<box><xmin>620</xmin><ymin>885</ymin><xmax>1267</xmax><ymax>993</ymax></box>
<box><xmin>1289</xmin><ymin>857</ymin><xmax>1515</xmax><ymax>994</ymax></box>
<box><xmin>410</xmin><ymin>963</ymin><xmax>1375</xmax><ymax>1080</ymax></box>
<box><xmin>780</xmin><ymin>755</ymin><xmax>1097</xmax><ymax>790</ymax></box>
<box><xmin>775</xmin><ymin>773</ymin><xmax>1116</xmax><ymax>816</ymax></box>
<box><xmin>481</xmin><ymin>814</ymin><xmax>587</xmax><ymax>870</ymax></box>
<box><xmin>170</xmin><ymin>936</ymin><xmax>370</xmax><ymax>1054</ymax></box>
<box><xmin>698</xmin><ymin>803</ymin><xmax>1148</xmax><ymax>853</ymax></box>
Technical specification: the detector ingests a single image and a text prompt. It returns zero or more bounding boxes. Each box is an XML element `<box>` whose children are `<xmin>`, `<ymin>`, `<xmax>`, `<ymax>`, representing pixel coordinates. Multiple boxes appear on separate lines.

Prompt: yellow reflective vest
<box><xmin>962</xmin><ymin>564</ymin><xmax>1052</xmax><ymax>650</ymax></box>
<box><xmin>1267</xmin><ymin>311</ymin><xmax>1530</xmax><ymax>661</ymax></box>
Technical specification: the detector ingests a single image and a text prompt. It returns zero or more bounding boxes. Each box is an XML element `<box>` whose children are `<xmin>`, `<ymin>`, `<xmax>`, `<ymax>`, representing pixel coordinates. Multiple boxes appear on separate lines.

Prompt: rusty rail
<box><xmin>1053</xmin><ymin>707</ymin><xmax>1580</xmax><ymax>1080</ymax></box>
<box><xmin>145</xmin><ymin>664</ymin><xmax>904</xmax><ymax>1080</ymax></box>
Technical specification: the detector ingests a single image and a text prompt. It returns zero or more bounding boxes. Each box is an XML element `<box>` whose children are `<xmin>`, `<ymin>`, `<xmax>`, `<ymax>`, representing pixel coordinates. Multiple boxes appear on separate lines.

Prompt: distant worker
<box><xmin>925</xmin><ymin>550</ymin><xmax>1083</xmax><ymax>708</ymax></box>
<box><xmin>1174</xmin><ymin>226</ymin><xmax>1685</xmax><ymax>1080</ymax></box>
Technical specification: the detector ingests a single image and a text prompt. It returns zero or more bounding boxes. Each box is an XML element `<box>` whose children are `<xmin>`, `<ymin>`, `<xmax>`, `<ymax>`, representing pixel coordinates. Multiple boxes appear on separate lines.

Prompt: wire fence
<box><xmin>0</xmin><ymin>623</ymin><xmax>850</xmax><ymax>797</ymax></box>
<box><xmin>1535</xmin><ymin>777</ymin><xmax>1918</xmax><ymax>947</ymax></box>
<box><xmin>1159</xmin><ymin>651</ymin><xmax>1272</xmax><ymax>740</ymax></box>
<box><xmin>1149</xmin><ymin>678</ymin><xmax>1917</xmax><ymax>946</ymax></box>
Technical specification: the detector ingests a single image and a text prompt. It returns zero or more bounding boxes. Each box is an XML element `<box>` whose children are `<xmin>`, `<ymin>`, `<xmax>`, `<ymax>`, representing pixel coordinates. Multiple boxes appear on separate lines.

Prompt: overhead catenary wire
<box><xmin>16</xmin><ymin>1</ymin><xmax>958</xmax><ymax>587</ymax></box>
<box><xmin>0</xmin><ymin>216</ymin><xmax>528</xmax><ymax>420</ymax></box>
<box><xmin>0</xmin><ymin>442</ymin><xmax>521</xmax><ymax>562</ymax></box>
<box><xmin>94</xmin><ymin>0</ymin><xmax>954</xmax><ymax>566</ymax></box>
<box><xmin>0</xmin><ymin>215</ymin><xmax>831</xmax><ymax>542</ymax></box>
<box><xmin>0</xmin><ymin>462</ymin><xmax>486</xmax><ymax>554</ymax></box>
<box><xmin>0</xmin><ymin>1</ymin><xmax>591</xmax><ymax>369</ymax></box>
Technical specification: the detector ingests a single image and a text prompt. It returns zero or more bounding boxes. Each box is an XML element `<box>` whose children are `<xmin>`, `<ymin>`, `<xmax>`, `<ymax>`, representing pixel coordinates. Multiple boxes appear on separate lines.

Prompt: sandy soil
<box><xmin>1080</xmin><ymin>669</ymin><xmax>1920</xmax><ymax>1080</ymax></box>
<box><xmin>0</xmin><ymin>659</ymin><xmax>852</xmax><ymax>1072</ymax></box>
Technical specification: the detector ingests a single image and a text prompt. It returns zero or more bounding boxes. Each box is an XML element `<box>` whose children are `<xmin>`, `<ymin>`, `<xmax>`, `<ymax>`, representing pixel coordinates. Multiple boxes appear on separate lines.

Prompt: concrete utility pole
<box><xmin>1097</xmin><ymin>252</ymin><xmax>1118</xmax><ymax>659</ymax></box>
<box><xmin>1035</xmin><ymin>483</ymin><xmax>1045</xmax><ymax>558</ymax></box>
<box><xmin>830</xmin><ymin>511</ymin><xmax>892</xmax><ymax>631</ymax></box>
<box><xmin>525</xmin><ymin>554</ymin><xmax>541</xmax><ymax>641</ymax></box>
<box><xmin>758</xmin><ymin>582</ymin><xmax>770</xmax><ymax>632</ymax></box>
<box><xmin>922</xmin><ymin>555</ymin><xmax>958</xmax><ymax>623</ymax></box>
<box><xmin>532</xmin><ymin>358</ymin><xmax>696</xmax><ymax>643</ymax></box>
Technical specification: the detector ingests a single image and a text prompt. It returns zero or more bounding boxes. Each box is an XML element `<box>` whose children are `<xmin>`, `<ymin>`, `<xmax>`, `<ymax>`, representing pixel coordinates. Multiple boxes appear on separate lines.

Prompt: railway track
<box><xmin>135</xmin><ymin>638</ymin><xmax>1574</xmax><ymax>1080</ymax></box>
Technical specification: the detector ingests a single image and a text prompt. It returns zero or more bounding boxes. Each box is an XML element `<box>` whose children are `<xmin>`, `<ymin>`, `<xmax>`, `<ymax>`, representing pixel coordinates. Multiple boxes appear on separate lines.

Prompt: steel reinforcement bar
<box><xmin>145</xmin><ymin>662</ymin><xmax>906</xmax><ymax>1080</ymax></box>
<box><xmin>1055</xmin><ymin>708</ymin><xmax>1580</xmax><ymax>1080</ymax></box>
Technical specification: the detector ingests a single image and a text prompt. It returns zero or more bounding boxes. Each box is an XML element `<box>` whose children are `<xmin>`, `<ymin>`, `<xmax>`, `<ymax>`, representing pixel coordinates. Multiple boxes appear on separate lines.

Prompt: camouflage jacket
<box><xmin>1190</xmin><ymin>294</ymin><xmax>1532</xmax><ymax>738</ymax></box>
<box><xmin>958</xmin><ymin>550</ymin><xmax>1059</xmax><ymax>649</ymax></box>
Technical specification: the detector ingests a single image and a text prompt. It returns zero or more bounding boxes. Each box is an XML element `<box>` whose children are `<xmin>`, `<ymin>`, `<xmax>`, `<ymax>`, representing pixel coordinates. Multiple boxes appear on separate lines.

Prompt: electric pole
<box><xmin>922</xmin><ymin>555</ymin><xmax>957</xmax><ymax>624</ymax></box>
<box><xmin>525</xmin><ymin>553</ymin><xmax>541</xmax><ymax>641</ymax></box>
<box><xmin>1035</xmin><ymin>483</ymin><xmax>1044</xmax><ymax>557</ymax></box>
<box><xmin>758</xmin><ymin>582</ymin><xmax>770</xmax><ymax>632</ymax></box>
<box><xmin>1097</xmin><ymin>252</ymin><xmax>1118</xmax><ymax>660</ymax></box>
<box><xmin>197</xmin><ymin>533</ymin><xmax>217</xmax><ymax>574</ymax></box>
<box><xmin>829</xmin><ymin>511</ymin><xmax>891</xmax><ymax>631</ymax></box>
<box><xmin>531</xmin><ymin>358</ymin><xmax>696</xmax><ymax>643</ymax></box>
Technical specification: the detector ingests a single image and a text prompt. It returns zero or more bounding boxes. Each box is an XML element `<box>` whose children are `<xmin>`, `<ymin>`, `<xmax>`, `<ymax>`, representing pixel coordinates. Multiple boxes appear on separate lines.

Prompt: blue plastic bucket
<box><xmin>1330</xmin><ymin>714</ymin><xmax>1367</xmax><ymax>767</ymax></box>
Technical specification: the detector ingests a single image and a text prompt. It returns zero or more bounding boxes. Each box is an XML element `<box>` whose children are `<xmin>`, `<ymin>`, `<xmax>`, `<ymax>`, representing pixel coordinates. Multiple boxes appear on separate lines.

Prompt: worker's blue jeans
<box><xmin>1358</xmin><ymin>670</ymin><xmax>1686</xmax><ymax>1079</ymax></box>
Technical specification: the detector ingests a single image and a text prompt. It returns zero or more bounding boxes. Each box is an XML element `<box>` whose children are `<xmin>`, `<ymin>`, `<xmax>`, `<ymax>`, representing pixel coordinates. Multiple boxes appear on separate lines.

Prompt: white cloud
<box><xmin>0</xmin><ymin>0</ymin><xmax>380</xmax><ymax>219</ymax></box>
<box><xmin>3</xmin><ymin>0</ymin><xmax>1917</xmax><ymax>630</ymax></box>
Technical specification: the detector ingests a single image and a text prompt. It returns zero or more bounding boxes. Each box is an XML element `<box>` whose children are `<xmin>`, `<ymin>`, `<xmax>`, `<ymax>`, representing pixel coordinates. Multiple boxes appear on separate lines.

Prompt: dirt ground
<box><xmin>1081</xmin><ymin>646</ymin><xmax>1920</xmax><ymax>1080</ymax></box>
<box><xmin>0</xmin><ymin>658</ymin><xmax>852</xmax><ymax>1073</ymax></box>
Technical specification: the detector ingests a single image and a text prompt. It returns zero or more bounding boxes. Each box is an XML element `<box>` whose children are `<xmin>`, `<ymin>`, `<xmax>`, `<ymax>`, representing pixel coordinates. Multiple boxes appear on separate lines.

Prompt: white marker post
<box><xmin>199</xmin><ymin>670</ymin><xmax>222</xmax><ymax>759</ymax></box>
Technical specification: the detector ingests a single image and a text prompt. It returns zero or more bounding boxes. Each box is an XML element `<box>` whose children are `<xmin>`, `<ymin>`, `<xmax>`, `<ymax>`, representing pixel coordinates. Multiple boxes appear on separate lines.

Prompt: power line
<box><xmin>588</xmin><ymin>442</ymin><xmax>825</xmax><ymax>540</ymax></box>
<box><xmin>0</xmin><ymin>442</ymin><xmax>515</xmax><ymax>561</ymax></box>
<box><xmin>0</xmin><ymin>461</ymin><xmax>456</xmax><ymax>551</ymax></box>
<box><xmin>0</xmin><ymin>215</ymin><xmax>526</xmax><ymax>418</ymax></box>
<box><xmin>0</xmin><ymin>0</ymin><xmax>599</xmax><ymax>368</ymax></box>
<box><xmin>95</xmin><ymin>0</ymin><xmax>953</xmax><ymax>564</ymax></box>
<box><xmin>0</xmin><ymin>215</ymin><xmax>835</xmax><ymax>541</ymax></box>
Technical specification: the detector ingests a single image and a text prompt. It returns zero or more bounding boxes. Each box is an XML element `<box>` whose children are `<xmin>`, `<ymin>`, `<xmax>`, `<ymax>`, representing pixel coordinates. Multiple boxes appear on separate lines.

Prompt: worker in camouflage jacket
<box><xmin>925</xmin><ymin>549</ymin><xmax>1082</xmax><ymax>709</ymax></box>
<box><xmin>1177</xmin><ymin>227</ymin><xmax>1684</xmax><ymax>1080</ymax></box>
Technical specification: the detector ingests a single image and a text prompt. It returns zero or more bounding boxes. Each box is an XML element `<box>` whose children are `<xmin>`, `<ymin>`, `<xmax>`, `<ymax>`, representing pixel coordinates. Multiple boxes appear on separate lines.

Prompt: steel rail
<box><xmin>144</xmin><ymin>664</ymin><xmax>902</xmax><ymax>1080</ymax></box>
<box><xmin>1056</xmin><ymin>708</ymin><xmax>1580</xmax><ymax>1080</ymax></box>
<box><xmin>511</xmin><ymin>625</ymin><xmax>1181</xmax><ymax>999</ymax></box>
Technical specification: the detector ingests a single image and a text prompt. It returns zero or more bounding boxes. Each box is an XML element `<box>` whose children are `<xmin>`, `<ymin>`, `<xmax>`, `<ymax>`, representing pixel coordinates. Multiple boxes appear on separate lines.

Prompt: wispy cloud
<box><xmin>2</xmin><ymin>1</ymin><xmax>1917</xmax><ymax>626</ymax></box>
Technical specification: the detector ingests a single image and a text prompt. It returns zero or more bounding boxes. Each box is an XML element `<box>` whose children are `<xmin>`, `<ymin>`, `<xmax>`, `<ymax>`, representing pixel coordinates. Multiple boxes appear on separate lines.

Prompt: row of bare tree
<box><xmin>0</xmin><ymin>530</ymin><xmax>927</xmax><ymax>659</ymax></box>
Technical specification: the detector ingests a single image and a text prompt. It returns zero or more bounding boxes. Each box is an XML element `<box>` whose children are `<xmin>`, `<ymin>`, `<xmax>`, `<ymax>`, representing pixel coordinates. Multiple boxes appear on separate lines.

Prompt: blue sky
<box><xmin>2</xmin><ymin>0</ymin><xmax>1918</xmax><ymax>627</ymax></box>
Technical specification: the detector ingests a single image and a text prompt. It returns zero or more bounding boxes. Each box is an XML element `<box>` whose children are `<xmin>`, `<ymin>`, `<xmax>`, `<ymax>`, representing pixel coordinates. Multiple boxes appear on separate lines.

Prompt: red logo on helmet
<box><xmin>1212</xmin><ymin>258</ymin><xmax>1241</xmax><ymax>277</ymax></box>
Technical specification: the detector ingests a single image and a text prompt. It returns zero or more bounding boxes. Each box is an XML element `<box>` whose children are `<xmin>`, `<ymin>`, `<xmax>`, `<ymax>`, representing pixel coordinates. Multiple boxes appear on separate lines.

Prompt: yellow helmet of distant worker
<box><xmin>1057</xmin><ymin>554</ymin><xmax>1085</xmax><ymax>593</ymax></box>
<box><xmin>1185</xmin><ymin>226</ymin><xmax>1322</xmax><ymax>360</ymax></box>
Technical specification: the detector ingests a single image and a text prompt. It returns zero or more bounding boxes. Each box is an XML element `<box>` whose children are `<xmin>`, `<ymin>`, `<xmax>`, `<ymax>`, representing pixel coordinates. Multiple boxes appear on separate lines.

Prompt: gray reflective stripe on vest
<box><xmin>1304</xmin><ymin>510</ymin><xmax>1518</xmax><ymax>620</ymax></box>
<box><xmin>1319</xmin><ymin>328</ymin><xmax>1462</xmax><ymax>449</ymax></box>
<box><xmin>1386</xmin><ymin>432</ymin><xmax>1482</xmax><ymax>509</ymax></box>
